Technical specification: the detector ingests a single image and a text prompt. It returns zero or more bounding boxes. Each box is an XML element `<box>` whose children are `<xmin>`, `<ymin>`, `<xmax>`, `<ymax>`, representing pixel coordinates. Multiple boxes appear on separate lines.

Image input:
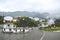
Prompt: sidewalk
<box><xmin>53</xmin><ymin>30</ymin><xmax>60</xmax><ymax>32</ymax></box>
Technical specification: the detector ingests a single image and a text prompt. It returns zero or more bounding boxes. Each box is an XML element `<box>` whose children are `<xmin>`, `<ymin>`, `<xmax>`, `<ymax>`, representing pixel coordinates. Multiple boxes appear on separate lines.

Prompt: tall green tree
<box><xmin>0</xmin><ymin>16</ymin><xmax>4</xmax><ymax>24</ymax></box>
<box><xmin>55</xmin><ymin>19</ymin><xmax>60</xmax><ymax>27</ymax></box>
<box><xmin>15</xmin><ymin>17</ymin><xmax>38</xmax><ymax>27</ymax></box>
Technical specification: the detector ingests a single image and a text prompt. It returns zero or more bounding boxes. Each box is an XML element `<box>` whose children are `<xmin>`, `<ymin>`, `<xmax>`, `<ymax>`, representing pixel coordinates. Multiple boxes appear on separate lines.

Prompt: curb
<box><xmin>53</xmin><ymin>30</ymin><xmax>60</xmax><ymax>32</ymax></box>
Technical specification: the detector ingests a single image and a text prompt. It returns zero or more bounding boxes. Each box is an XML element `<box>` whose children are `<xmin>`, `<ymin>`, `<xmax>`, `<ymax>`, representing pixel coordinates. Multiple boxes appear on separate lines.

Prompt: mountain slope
<box><xmin>0</xmin><ymin>11</ymin><xmax>49</xmax><ymax>18</ymax></box>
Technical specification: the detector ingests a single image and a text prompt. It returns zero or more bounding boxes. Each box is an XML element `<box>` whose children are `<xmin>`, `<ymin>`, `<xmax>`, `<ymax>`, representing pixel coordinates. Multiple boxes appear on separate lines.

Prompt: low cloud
<box><xmin>0</xmin><ymin>0</ymin><xmax>60</xmax><ymax>13</ymax></box>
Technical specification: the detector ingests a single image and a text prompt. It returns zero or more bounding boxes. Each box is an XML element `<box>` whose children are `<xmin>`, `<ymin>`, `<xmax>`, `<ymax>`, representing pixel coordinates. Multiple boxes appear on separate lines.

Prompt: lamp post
<box><xmin>22</xmin><ymin>18</ymin><xmax>25</xmax><ymax>40</ymax></box>
<box><xmin>22</xmin><ymin>18</ymin><xmax>25</xmax><ymax>33</ymax></box>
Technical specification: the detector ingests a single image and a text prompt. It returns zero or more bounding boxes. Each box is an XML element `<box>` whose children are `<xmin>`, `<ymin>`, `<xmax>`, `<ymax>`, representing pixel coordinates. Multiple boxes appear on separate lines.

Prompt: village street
<box><xmin>0</xmin><ymin>28</ymin><xmax>60</xmax><ymax>40</ymax></box>
<box><xmin>43</xmin><ymin>31</ymin><xmax>60</xmax><ymax>40</ymax></box>
<box><xmin>0</xmin><ymin>28</ymin><xmax>43</xmax><ymax>40</ymax></box>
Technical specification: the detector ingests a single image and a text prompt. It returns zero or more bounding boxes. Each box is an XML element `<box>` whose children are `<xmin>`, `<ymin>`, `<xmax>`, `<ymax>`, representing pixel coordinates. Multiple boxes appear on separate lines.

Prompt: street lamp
<box><xmin>22</xmin><ymin>18</ymin><xmax>25</xmax><ymax>40</ymax></box>
<box><xmin>22</xmin><ymin>18</ymin><xmax>25</xmax><ymax>33</ymax></box>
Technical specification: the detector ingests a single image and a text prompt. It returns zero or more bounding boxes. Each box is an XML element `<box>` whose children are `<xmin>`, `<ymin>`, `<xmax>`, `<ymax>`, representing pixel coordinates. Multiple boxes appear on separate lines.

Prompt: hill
<box><xmin>0</xmin><ymin>11</ymin><xmax>49</xmax><ymax>18</ymax></box>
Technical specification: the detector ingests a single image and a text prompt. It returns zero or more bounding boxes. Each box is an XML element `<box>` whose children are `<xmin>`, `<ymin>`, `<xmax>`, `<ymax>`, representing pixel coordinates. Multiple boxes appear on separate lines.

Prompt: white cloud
<box><xmin>0</xmin><ymin>0</ymin><xmax>60</xmax><ymax>13</ymax></box>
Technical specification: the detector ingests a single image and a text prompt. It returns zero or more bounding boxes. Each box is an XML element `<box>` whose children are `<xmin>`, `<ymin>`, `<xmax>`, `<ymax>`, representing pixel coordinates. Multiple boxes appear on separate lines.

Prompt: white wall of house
<box><xmin>47</xmin><ymin>19</ymin><xmax>55</xmax><ymax>26</ymax></box>
<box><xmin>33</xmin><ymin>17</ymin><xmax>39</xmax><ymax>21</ymax></box>
<box><xmin>40</xmin><ymin>24</ymin><xmax>48</xmax><ymax>27</ymax></box>
<box><xmin>3</xmin><ymin>23</ymin><xmax>14</xmax><ymax>28</ymax></box>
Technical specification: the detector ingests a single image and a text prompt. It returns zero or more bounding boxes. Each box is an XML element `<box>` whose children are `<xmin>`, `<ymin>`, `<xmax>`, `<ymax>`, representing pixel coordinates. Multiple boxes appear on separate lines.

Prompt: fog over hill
<box><xmin>0</xmin><ymin>11</ymin><xmax>49</xmax><ymax>18</ymax></box>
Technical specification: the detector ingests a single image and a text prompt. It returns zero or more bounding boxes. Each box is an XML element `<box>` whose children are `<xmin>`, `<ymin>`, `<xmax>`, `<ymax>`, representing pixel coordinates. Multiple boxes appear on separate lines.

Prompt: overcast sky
<box><xmin>0</xmin><ymin>0</ymin><xmax>60</xmax><ymax>14</ymax></box>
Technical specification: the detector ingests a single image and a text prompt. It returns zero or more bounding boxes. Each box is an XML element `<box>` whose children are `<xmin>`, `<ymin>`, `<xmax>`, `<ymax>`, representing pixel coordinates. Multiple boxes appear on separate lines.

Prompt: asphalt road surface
<box><xmin>0</xmin><ymin>29</ymin><xmax>43</xmax><ymax>40</ymax></box>
<box><xmin>0</xmin><ymin>28</ymin><xmax>60</xmax><ymax>40</ymax></box>
<box><xmin>43</xmin><ymin>31</ymin><xmax>60</xmax><ymax>40</ymax></box>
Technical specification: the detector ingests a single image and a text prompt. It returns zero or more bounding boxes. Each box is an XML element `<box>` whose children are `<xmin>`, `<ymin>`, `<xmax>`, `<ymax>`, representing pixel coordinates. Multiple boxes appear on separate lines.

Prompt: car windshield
<box><xmin>0</xmin><ymin>0</ymin><xmax>60</xmax><ymax>40</ymax></box>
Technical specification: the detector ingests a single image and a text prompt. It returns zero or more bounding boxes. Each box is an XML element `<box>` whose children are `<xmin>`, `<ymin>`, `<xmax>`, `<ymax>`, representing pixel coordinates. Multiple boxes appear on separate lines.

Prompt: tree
<box><xmin>13</xmin><ymin>17</ymin><xmax>39</xmax><ymax>32</ymax></box>
<box><xmin>16</xmin><ymin>17</ymin><xmax>38</xmax><ymax>27</ymax></box>
<box><xmin>0</xmin><ymin>16</ymin><xmax>4</xmax><ymax>24</ymax></box>
<box><xmin>55</xmin><ymin>19</ymin><xmax>60</xmax><ymax>27</ymax></box>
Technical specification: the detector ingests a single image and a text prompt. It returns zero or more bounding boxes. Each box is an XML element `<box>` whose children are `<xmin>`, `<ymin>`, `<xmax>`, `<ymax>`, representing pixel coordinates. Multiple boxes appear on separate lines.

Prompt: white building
<box><xmin>2</xmin><ymin>16</ymin><xmax>16</xmax><ymax>32</ymax></box>
<box><xmin>47</xmin><ymin>19</ymin><xmax>55</xmax><ymax>26</ymax></box>
<box><xmin>29</xmin><ymin>17</ymin><xmax>34</xmax><ymax>19</ymax></box>
<box><xmin>3</xmin><ymin>16</ymin><xmax>30</xmax><ymax>33</ymax></box>
<box><xmin>33</xmin><ymin>17</ymin><xmax>40</xmax><ymax>21</ymax></box>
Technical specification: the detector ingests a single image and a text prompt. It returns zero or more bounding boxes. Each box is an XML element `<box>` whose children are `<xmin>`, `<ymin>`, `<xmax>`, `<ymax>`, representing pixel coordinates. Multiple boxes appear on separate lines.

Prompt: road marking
<box><xmin>40</xmin><ymin>31</ymin><xmax>45</xmax><ymax>40</ymax></box>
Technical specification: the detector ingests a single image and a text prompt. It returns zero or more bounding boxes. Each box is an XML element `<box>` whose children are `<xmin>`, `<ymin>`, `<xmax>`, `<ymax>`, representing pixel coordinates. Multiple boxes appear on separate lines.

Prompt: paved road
<box><xmin>43</xmin><ymin>31</ymin><xmax>60</xmax><ymax>40</ymax></box>
<box><xmin>1</xmin><ymin>28</ymin><xmax>60</xmax><ymax>40</ymax></box>
<box><xmin>0</xmin><ymin>29</ymin><xmax>43</xmax><ymax>40</ymax></box>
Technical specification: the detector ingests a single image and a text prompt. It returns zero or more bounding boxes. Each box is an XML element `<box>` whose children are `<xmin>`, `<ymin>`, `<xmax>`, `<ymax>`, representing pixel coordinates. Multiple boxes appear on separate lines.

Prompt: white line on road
<box><xmin>40</xmin><ymin>31</ymin><xmax>45</xmax><ymax>40</ymax></box>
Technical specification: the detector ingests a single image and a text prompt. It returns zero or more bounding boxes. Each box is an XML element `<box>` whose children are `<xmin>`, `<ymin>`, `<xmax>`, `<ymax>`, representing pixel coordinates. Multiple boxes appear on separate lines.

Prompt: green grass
<box><xmin>39</xmin><ymin>27</ymin><xmax>60</xmax><ymax>31</ymax></box>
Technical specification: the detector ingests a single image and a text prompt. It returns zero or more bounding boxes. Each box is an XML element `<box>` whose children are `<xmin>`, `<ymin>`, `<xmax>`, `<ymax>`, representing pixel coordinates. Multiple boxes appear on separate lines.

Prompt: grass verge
<box><xmin>39</xmin><ymin>27</ymin><xmax>60</xmax><ymax>31</ymax></box>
